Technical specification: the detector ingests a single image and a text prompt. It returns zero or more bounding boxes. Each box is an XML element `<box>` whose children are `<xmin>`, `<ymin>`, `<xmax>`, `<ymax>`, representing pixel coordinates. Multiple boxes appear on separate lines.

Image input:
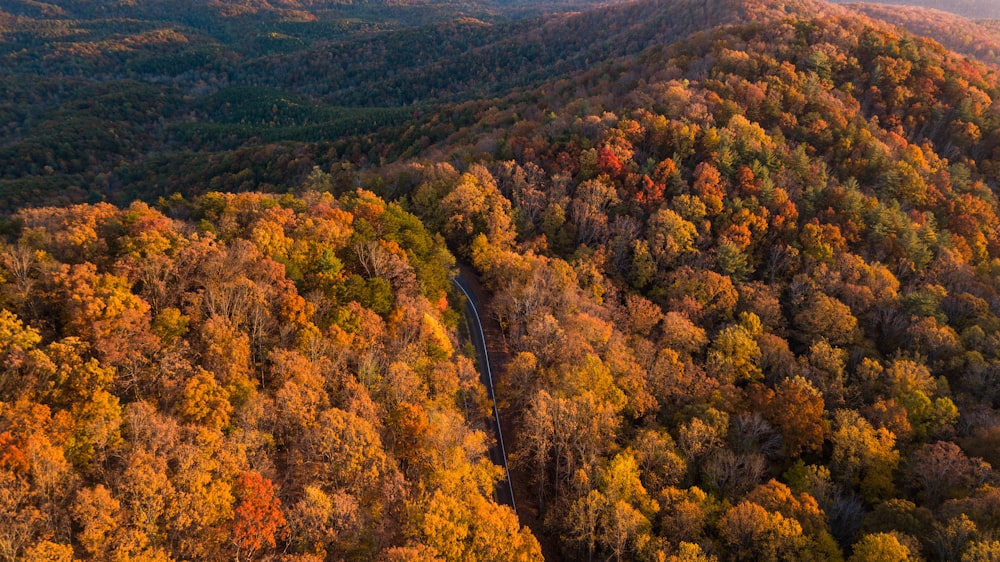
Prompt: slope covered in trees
<box><xmin>6</xmin><ymin>0</ymin><xmax>1000</xmax><ymax>560</ymax></box>
<box><xmin>0</xmin><ymin>188</ymin><xmax>539</xmax><ymax>560</ymax></box>
<box><xmin>844</xmin><ymin>3</ymin><xmax>1000</xmax><ymax>67</ymax></box>
<box><xmin>831</xmin><ymin>0</ymin><xmax>1000</xmax><ymax>20</ymax></box>
<box><xmin>359</xmin><ymin>3</ymin><xmax>1000</xmax><ymax>560</ymax></box>
<box><xmin>0</xmin><ymin>0</ymin><xmax>620</xmax><ymax>211</ymax></box>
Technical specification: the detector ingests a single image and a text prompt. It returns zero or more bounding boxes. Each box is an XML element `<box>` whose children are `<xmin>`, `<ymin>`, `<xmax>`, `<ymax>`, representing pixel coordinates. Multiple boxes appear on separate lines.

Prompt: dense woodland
<box><xmin>0</xmin><ymin>189</ymin><xmax>541</xmax><ymax>560</ymax></box>
<box><xmin>831</xmin><ymin>0</ymin><xmax>1000</xmax><ymax>20</ymax></box>
<box><xmin>6</xmin><ymin>0</ymin><xmax>1000</xmax><ymax>560</ymax></box>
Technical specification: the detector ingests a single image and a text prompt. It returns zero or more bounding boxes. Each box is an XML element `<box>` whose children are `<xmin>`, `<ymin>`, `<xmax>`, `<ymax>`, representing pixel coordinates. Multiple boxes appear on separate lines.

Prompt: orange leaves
<box><xmin>752</xmin><ymin>377</ymin><xmax>828</xmax><ymax>457</ymax></box>
<box><xmin>232</xmin><ymin>471</ymin><xmax>286</xmax><ymax>561</ymax></box>
<box><xmin>692</xmin><ymin>162</ymin><xmax>725</xmax><ymax>216</ymax></box>
<box><xmin>597</xmin><ymin>147</ymin><xmax>625</xmax><ymax>179</ymax></box>
<box><xmin>51</xmin><ymin>262</ymin><xmax>156</xmax><ymax>369</ymax></box>
<box><xmin>72</xmin><ymin>485</ymin><xmax>120</xmax><ymax>557</ymax></box>
<box><xmin>0</xmin><ymin>432</ymin><xmax>28</xmax><ymax>474</ymax></box>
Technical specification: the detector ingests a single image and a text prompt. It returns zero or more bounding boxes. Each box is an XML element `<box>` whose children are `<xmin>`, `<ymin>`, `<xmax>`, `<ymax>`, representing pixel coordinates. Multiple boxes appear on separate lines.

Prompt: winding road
<box><xmin>453</xmin><ymin>275</ymin><xmax>517</xmax><ymax>514</ymax></box>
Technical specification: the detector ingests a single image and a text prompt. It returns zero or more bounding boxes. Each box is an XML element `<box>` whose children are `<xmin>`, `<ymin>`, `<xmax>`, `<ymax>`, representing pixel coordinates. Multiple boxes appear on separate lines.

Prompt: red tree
<box><xmin>232</xmin><ymin>471</ymin><xmax>286</xmax><ymax>561</ymax></box>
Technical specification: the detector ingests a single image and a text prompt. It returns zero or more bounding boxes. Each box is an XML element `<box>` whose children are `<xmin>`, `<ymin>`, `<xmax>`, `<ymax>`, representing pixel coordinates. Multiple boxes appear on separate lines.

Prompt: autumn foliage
<box><xmin>6</xmin><ymin>0</ymin><xmax>1000</xmax><ymax>560</ymax></box>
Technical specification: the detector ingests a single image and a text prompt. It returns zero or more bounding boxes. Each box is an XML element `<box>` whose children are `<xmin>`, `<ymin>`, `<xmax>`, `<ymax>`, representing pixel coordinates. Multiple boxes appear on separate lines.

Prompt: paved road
<box><xmin>453</xmin><ymin>275</ymin><xmax>516</xmax><ymax>513</ymax></box>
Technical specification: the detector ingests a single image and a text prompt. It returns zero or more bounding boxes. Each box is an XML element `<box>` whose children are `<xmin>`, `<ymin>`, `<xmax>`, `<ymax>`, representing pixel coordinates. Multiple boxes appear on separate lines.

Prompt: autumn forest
<box><xmin>4</xmin><ymin>0</ymin><xmax>1000</xmax><ymax>560</ymax></box>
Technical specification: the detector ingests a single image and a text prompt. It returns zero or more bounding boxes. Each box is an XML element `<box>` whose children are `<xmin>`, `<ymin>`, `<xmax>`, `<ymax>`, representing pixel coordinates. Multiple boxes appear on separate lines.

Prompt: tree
<box><xmin>794</xmin><ymin>293</ymin><xmax>858</xmax><ymax>346</ymax></box>
<box><xmin>848</xmin><ymin>533</ymin><xmax>917</xmax><ymax>562</ymax></box>
<box><xmin>633</xmin><ymin>429</ymin><xmax>686</xmax><ymax>492</ymax></box>
<box><xmin>117</xmin><ymin>448</ymin><xmax>173</xmax><ymax>554</ymax></box>
<box><xmin>232</xmin><ymin>471</ymin><xmax>286</xmax><ymax>562</ymax></box>
<box><xmin>51</xmin><ymin>262</ymin><xmax>157</xmax><ymax>372</ymax></box>
<box><xmin>663</xmin><ymin>267</ymin><xmax>738</xmax><ymax>327</ymax></box>
<box><xmin>309</xmin><ymin>408</ymin><xmax>387</xmax><ymax>493</ymax></box>
<box><xmin>964</xmin><ymin>541</ymin><xmax>1000</xmax><ymax>562</ymax></box>
<box><xmin>885</xmin><ymin>359</ymin><xmax>958</xmax><ymax>440</ymax></box>
<box><xmin>66</xmin><ymin>388</ymin><xmax>123</xmax><ymax>468</ymax></box>
<box><xmin>706</xmin><ymin>323</ymin><xmax>762</xmax><ymax>384</ymax></box>
<box><xmin>830</xmin><ymin>410</ymin><xmax>900</xmax><ymax>502</ymax></box>
<box><xmin>766</xmin><ymin>376</ymin><xmax>828</xmax><ymax>456</ymax></box>
<box><xmin>568</xmin><ymin>489</ymin><xmax>604</xmax><ymax>561</ymax></box>
<box><xmin>570</xmin><ymin>178</ymin><xmax>620</xmax><ymax>246</ymax></box>
<box><xmin>718</xmin><ymin>501</ymin><xmax>804</xmax><ymax>562</ymax></box>
<box><xmin>646</xmin><ymin>208</ymin><xmax>697</xmax><ymax>267</ymax></box>
<box><xmin>669</xmin><ymin>542</ymin><xmax>718</xmax><ymax>562</ymax></box>
<box><xmin>691</xmin><ymin>162</ymin><xmax>725</xmax><ymax>216</ymax></box>
<box><xmin>600</xmin><ymin>499</ymin><xmax>650</xmax><ymax>562</ymax></box>
<box><xmin>179</xmin><ymin>369</ymin><xmax>233</xmax><ymax>431</ymax></box>
<box><xmin>439</xmin><ymin>167</ymin><xmax>516</xmax><ymax>254</ymax></box>
<box><xmin>72</xmin><ymin>485</ymin><xmax>120</xmax><ymax>558</ymax></box>
<box><xmin>907</xmin><ymin>441</ymin><xmax>990</xmax><ymax>507</ymax></box>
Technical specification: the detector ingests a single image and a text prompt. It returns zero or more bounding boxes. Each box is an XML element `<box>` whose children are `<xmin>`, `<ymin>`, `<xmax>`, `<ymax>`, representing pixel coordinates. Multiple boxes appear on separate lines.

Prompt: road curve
<box><xmin>453</xmin><ymin>275</ymin><xmax>517</xmax><ymax>514</ymax></box>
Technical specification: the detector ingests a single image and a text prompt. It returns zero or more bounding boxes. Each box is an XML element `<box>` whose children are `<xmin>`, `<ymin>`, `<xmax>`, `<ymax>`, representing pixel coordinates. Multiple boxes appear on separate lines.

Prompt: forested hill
<box><xmin>831</xmin><ymin>0</ymin><xmax>1000</xmax><ymax>19</ymax></box>
<box><xmin>374</xmin><ymin>2</ymin><xmax>1000</xmax><ymax>560</ymax></box>
<box><xmin>843</xmin><ymin>3</ymin><xmax>1000</xmax><ymax>67</ymax></box>
<box><xmin>246</xmin><ymin>0</ymin><xmax>837</xmax><ymax>106</ymax></box>
<box><xmin>0</xmin><ymin>0</ymin><xmax>837</xmax><ymax>211</ymax></box>
<box><xmin>7</xmin><ymin>0</ymin><xmax>1000</xmax><ymax>560</ymax></box>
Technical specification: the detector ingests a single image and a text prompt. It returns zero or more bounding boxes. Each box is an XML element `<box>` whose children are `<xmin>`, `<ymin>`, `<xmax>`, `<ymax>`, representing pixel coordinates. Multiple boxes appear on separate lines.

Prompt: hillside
<box><xmin>377</xmin><ymin>2</ymin><xmax>1000</xmax><ymax>559</ymax></box>
<box><xmin>831</xmin><ymin>0</ymin><xmax>1000</xmax><ymax>19</ymax></box>
<box><xmin>843</xmin><ymin>2</ymin><xmax>1000</xmax><ymax>67</ymax></box>
<box><xmin>6</xmin><ymin>0</ymin><xmax>1000</xmax><ymax>560</ymax></box>
<box><xmin>0</xmin><ymin>0</ymin><xmax>823</xmax><ymax>211</ymax></box>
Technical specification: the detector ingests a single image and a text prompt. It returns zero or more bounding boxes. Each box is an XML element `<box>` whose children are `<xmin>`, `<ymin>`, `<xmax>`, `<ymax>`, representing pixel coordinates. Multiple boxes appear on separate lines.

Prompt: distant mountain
<box><xmin>250</xmin><ymin>0</ymin><xmax>850</xmax><ymax>106</ymax></box>
<box><xmin>830</xmin><ymin>0</ymin><xmax>1000</xmax><ymax>19</ymax></box>
<box><xmin>843</xmin><ymin>3</ymin><xmax>1000</xmax><ymax>66</ymax></box>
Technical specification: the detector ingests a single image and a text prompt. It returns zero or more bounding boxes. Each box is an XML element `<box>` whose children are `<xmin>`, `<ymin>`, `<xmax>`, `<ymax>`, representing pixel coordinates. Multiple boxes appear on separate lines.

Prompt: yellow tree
<box><xmin>830</xmin><ymin>410</ymin><xmax>900</xmax><ymax>502</ymax></box>
<box><xmin>848</xmin><ymin>533</ymin><xmax>917</xmax><ymax>562</ymax></box>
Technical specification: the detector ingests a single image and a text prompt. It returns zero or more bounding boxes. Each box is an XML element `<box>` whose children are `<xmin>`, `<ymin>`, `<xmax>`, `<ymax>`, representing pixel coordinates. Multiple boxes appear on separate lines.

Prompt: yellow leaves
<box><xmin>421</xmin><ymin>490</ymin><xmax>470</xmax><ymax>561</ymax></box>
<box><xmin>718</xmin><ymin>501</ymin><xmax>804</xmax><ymax>562</ymax></box>
<box><xmin>706</xmin><ymin>323</ymin><xmax>762</xmax><ymax>384</ymax></box>
<box><xmin>800</xmin><ymin>222</ymin><xmax>843</xmax><ymax>262</ymax></box>
<box><xmin>51</xmin><ymin>263</ymin><xmax>154</xmax><ymax>367</ymax></box>
<box><xmin>421</xmin><ymin>313</ymin><xmax>454</xmax><ymax>360</ymax></box>
<box><xmin>417</xmin><ymin>474</ymin><xmax>541</xmax><ymax>562</ymax></box>
<box><xmin>17</xmin><ymin>202</ymin><xmax>118</xmax><ymax>262</ymax></box>
<box><xmin>831</xmin><ymin>409</ymin><xmax>900</xmax><ymax>502</ymax></box>
<box><xmin>670</xmin><ymin>542</ymin><xmax>718</xmax><ymax>562</ymax></box>
<box><xmin>24</xmin><ymin>429</ymin><xmax>74</xmax><ymax>499</ymax></box>
<box><xmin>251</xmin><ymin>216</ymin><xmax>292</xmax><ymax>260</ymax></box>
<box><xmin>439</xmin><ymin>166</ymin><xmax>516</xmax><ymax>254</ymax></box>
<box><xmin>885</xmin><ymin>358</ymin><xmax>959</xmax><ymax>440</ymax></box>
<box><xmin>313</xmin><ymin>408</ymin><xmax>386</xmax><ymax>492</ymax></box>
<box><xmin>199</xmin><ymin>315</ymin><xmax>253</xmax><ymax>393</ymax></box>
<box><xmin>745</xmin><ymin>480</ymin><xmax>827</xmax><ymax>538</ymax></box>
<box><xmin>180</xmin><ymin>370</ymin><xmax>232</xmax><ymax>431</ymax></box>
<box><xmin>647</xmin><ymin>208</ymin><xmax>698</xmax><ymax>267</ymax></box>
<box><xmin>151</xmin><ymin>308</ymin><xmax>190</xmax><ymax>345</ymax></box>
<box><xmin>848</xmin><ymin>532</ymin><xmax>916</xmax><ymax>562</ymax></box>
<box><xmin>0</xmin><ymin>309</ymin><xmax>39</xmax><ymax>356</ymax></box>
<box><xmin>117</xmin><ymin>202</ymin><xmax>184</xmax><ymax>259</ymax></box>
<box><xmin>600</xmin><ymin>453</ymin><xmax>659</xmax><ymax>518</ymax></box>
<box><xmin>564</xmin><ymin>354</ymin><xmax>626</xmax><ymax>412</ymax></box>
<box><xmin>66</xmin><ymin>389</ymin><xmax>123</xmax><ymax>467</ymax></box>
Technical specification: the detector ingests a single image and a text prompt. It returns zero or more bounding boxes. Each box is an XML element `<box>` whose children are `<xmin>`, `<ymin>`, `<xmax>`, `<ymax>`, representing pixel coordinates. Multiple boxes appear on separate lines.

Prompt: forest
<box><xmin>6</xmin><ymin>0</ymin><xmax>1000</xmax><ymax>560</ymax></box>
